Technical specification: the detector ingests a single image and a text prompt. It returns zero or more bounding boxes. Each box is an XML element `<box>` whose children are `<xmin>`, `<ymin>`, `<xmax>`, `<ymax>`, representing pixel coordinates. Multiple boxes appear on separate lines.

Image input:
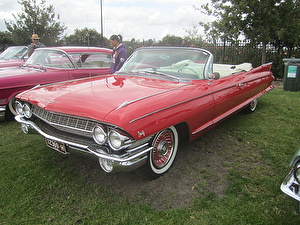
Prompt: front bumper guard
<box><xmin>281</xmin><ymin>168</ymin><xmax>300</xmax><ymax>202</ymax></box>
<box><xmin>15</xmin><ymin>115</ymin><xmax>152</xmax><ymax>172</ymax></box>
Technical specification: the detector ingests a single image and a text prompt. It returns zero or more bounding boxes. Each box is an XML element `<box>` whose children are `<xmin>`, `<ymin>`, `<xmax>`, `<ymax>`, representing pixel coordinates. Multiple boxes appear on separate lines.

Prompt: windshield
<box><xmin>119</xmin><ymin>48</ymin><xmax>213</xmax><ymax>80</ymax></box>
<box><xmin>0</xmin><ymin>46</ymin><xmax>27</xmax><ymax>60</ymax></box>
<box><xmin>24</xmin><ymin>49</ymin><xmax>75</xmax><ymax>68</ymax></box>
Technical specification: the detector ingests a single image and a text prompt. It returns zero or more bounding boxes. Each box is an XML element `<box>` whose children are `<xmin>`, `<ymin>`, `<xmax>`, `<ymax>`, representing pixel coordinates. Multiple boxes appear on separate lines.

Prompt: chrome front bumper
<box><xmin>281</xmin><ymin>168</ymin><xmax>300</xmax><ymax>202</ymax></box>
<box><xmin>0</xmin><ymin>106</ymin><xmax>6</xmax><ymax>121</ymax></box>
<box><xmin>15</xmin><ymin>115</ymin><xmax>152</xmax><ymax>172</ymax></box>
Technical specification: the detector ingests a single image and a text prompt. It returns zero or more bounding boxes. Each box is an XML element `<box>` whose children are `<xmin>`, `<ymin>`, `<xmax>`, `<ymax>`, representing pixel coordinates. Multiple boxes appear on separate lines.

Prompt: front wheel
<box><xmin>243</xmin><ymin>99</ymin><xmax>258</xmax><ymax>114</ymax></box>
<box><xmin>137</xmin><ymin>126</ymin><xmax>179</xmax><ymax>180</ymax></box>
<box><xmin>6</xmin><ymin>95</ymin><xmax>19</xmax><ymax>120</ymax></box>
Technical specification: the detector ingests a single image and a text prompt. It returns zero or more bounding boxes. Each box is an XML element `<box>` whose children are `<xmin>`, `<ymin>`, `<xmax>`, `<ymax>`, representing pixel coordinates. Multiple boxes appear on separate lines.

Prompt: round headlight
<box><xmin>93</xmin><ymin>125</ymin><xmax>107</xmax><ymax>145</ymax></box>
<box><xmin>15</xmin><ymin>101</ymin><xmax>24</xmax><ymax>115</ymax></box>
<box><xmin>23</xmin><ymin>103</ymin><xmax>32</xmax><ymax>118</ymax></box>
<box><xmin>294</xmin><ymin>161</ymin><xmax>300</xmax><ymax>184</ymax></box>
<box><xmin>108</xmin><ymin>130</ymin><xmax>131</xmax><ymax>151</ymax></box>
<box><xmin>108</xmin><ymin>130</ymin><xmax>123</xmax><ymax>150</ymax></box>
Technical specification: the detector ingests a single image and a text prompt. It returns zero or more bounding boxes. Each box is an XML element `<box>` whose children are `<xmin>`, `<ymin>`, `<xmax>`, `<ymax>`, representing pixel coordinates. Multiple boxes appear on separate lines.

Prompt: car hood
<box><xmin>18</xmin><ymin>75</ymin><xmax>193</xmax><ymax>126</ymax></box>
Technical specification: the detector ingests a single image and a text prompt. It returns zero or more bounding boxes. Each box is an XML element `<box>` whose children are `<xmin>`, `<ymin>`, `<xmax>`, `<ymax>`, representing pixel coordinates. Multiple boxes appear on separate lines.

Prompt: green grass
<box><xmin>1</xmin><ymin>86</ymin><xmax>300</xmax><ymax>224</ymax></box>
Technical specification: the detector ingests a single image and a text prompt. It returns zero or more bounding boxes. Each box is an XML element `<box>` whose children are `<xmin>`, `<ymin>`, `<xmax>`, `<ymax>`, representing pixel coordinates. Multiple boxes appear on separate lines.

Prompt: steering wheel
<box><xmin>178</xmin><ymin>66</ymin><xmax>198</xmax><ymax>76</ymax></box>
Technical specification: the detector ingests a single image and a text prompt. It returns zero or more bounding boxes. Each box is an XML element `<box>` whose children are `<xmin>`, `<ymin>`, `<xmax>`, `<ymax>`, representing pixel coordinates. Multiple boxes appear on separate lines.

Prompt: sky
<box><xmin>0</xmin><ymin>0</ymin><xmax>214</xmax><ymax>41</ymax></box>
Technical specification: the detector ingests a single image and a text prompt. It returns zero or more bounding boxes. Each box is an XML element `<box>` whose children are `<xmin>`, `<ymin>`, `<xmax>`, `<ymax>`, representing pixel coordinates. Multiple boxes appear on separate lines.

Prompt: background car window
<box><xmin>0</xmin><ymin>46</ymin><xmax>27</xmax><ymax>59</ymax></box>
<box><xmin>25</xmin><ymin>50</ymin><xmax>74</xmax><ymax>68</ymax></box>
<box><xmin>69</xmin><ymin>53</ymin><xmax>112</xmax><ymax>69</ymax></box>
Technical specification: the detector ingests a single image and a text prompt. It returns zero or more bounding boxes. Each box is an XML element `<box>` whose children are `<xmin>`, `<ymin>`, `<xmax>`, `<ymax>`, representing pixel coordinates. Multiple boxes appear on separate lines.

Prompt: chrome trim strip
<box><xmin>117</xmin><ymin>84</ymin><xmax>191</xmax><ymax>110</ymax></box>
<box><xmin>129</xmin><ymin>92</ymin><xmax>212</xmax><ymax>123</ymax></box>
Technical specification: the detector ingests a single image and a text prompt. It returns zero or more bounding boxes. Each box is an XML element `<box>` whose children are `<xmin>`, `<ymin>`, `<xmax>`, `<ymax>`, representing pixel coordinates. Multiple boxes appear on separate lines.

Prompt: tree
<box><xmin>184</xmin><ymin>24</ymin><xmax>205</xmax><ymax>47</ymax></box>
<box><xmin>63</xmin><ymin>28</ymin><xmax>109</xmax><ymax>47</ymax></box>
<box><xmin>274</xmin><ymin>0</ymin><xmax>300</xmax><ymax>57</ymax></box>
<box><xmin>159</xmin><ymin>35</ymin><xmax>183</xmax><ymax>46</ymax></box>
<box><xmin>198</xmin><ymin>0</ymin><xmax>300</xmax><ymax>64</ymax></box>
<box><xmin>0</xmin><ymin>31</ymin><xmax>14</xmax><ymax>46</ymax></box>
<box><xmin>5</xmin><ymin>0</ymin><xmax>66</xmax><ymax>46</ymax></box>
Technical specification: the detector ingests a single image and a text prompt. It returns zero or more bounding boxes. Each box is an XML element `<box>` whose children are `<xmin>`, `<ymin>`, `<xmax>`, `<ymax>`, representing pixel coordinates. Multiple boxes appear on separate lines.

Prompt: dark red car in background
<box><xmin>0</xmin><ymin>46</ymin><xmax>28</xmax><ymax>68</ymax></box>
<box><xmin>0</xmin><ymin>46</ymin><xmax>112</xmax><ymax>121</ymax></box>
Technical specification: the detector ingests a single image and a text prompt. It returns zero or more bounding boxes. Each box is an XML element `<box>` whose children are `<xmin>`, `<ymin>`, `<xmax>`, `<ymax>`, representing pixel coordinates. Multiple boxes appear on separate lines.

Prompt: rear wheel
<box><xmin>137</xmin><ymin>126</ymin><xmax>179</xmax><ymax>180</ymax></box>
<box><xmin>243</xmin><ymin>98</ymin><xmax>258</xmax><ymax>113</ymax></box>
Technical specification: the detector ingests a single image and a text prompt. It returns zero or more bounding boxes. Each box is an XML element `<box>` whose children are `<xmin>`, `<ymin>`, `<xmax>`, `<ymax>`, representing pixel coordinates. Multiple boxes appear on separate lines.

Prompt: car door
<box><xmin>209</xmin><ymin>72</ymin><xmax>250</xmax><ymax>124</ymax></box>
<box><xmin>68</xmin><ymin>53</ymin><xmax>112</xmax><ymax>79</ymax></box>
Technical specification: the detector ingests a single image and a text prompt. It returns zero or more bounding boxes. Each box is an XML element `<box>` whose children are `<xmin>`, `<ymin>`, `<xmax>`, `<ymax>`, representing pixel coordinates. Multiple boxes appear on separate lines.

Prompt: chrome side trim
<box><xmin>117</xmin><ymin>84</ymin><xmax>191</xmax><ymax>110</ymax></box>
<box><xmin>129</xmin><ymin>92</ymin><xmax>212</xmax><ymax>123</ymax></box>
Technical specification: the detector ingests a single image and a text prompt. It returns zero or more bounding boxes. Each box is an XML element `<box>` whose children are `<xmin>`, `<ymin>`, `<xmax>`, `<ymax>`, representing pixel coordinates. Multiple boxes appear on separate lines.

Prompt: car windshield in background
<box><xmin>24</xmin><ymin>49</ymin><xmax>74</xmax><ymax>69</ymax></box>
<box><xmin>118</xmin><ymin>48</ymin><xmax>212</xmax><ymax>80</ymax></box>
<box><xmin>0</xmin><ymin>46</ymin><xmax>27</xmax><ymax>60</ymax></box>
<box><xmin>69</xmin><ymin>53</ymin><xmax>112</xmax><ymax>69</ymax></box>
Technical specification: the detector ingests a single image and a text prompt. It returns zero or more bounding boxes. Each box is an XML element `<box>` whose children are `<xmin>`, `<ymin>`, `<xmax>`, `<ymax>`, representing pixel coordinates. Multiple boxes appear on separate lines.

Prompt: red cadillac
<box><xmin>0</xmin><ymin>46</ymin><xmax>112</xmax><ymax>121</ymax></box>
<box><xmin>14</xmin><ymin>47</ymin><xmax>274</xmax><ymax>179</ymax></box>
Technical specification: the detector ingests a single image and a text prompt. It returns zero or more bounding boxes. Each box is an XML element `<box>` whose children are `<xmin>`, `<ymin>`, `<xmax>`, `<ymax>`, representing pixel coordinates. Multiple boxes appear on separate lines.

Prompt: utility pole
<box><xmin>100</xmin><ymin>0</ymin><xmax>103</xmax><ymax>44</ymax></box>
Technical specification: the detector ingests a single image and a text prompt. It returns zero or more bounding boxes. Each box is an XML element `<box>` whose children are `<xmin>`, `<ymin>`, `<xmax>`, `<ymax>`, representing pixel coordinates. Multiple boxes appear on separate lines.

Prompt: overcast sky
<box><xmin>0</xmin><ymin>0</ymin><xmax>213</xmax><ymax>41</ymax></box>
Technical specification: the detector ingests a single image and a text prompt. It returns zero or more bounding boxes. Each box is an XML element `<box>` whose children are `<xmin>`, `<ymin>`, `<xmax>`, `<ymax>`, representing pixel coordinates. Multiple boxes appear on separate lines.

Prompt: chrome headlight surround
<box><xmin>108</xmin><ymin>130</ymin><xmax>131</xmax><ymax>151</ymax></box>
<box><xmin>23</xmin><ymin>103</ymin><xmax>32</xmax><ymax>118</ymax></box>
<box><xmin>15</xmin><ymin>101</ymin><xmax>24</xmax><ymax>116</ymax></box>
<box><xmin>293</xmin><ymin>161</ymin><xmax>300</xmax><ymax>184</ymax></box>
<box><xmin>92</xmin><ymin>125</ymin><xmax>107</xmax><ymax>145</ymax></box>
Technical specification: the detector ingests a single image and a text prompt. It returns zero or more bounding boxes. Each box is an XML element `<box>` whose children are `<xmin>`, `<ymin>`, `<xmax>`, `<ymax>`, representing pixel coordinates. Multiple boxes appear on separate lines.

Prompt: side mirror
<box><xmin>209</xmin><ymin>72</ymin><xmax>220</xmax><ymax>80</ymax></box>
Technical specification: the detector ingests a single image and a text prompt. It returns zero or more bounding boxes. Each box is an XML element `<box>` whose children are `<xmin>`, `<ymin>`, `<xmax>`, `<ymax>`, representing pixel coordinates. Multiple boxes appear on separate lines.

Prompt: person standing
<box><xmin>109</xmin><ymin>34</ymin><xmax>127</xmax><ymax>73</ymax></box>
<box><xmin>27</xmin><ymin>34</ymin><xmax>46</xmax><ymax>57</ymax></box>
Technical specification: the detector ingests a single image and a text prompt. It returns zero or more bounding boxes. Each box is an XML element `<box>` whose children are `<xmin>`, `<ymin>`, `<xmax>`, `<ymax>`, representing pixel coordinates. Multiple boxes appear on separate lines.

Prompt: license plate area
<box><xmin>45</xmin><ymin>138</ymin><xmax>68</xmax><ymax>155</ymax></box>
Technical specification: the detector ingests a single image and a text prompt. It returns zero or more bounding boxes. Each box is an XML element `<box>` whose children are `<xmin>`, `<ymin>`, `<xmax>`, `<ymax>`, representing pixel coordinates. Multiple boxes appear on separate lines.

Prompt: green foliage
<box><xmin>0</xmin><ymin>31</ymin><xmax>14</xmax><ymax>46</ymax></box>
<box><xmin>63</xmin><ymin>27</ymin><xmax>109</xmax><ymax>47</ymax></box>
<box><xmin>159</xmin><ymin>34</ymin><xmax>183</xmax><ymax>46</ymax></box>
<box><xmin>199</xmin><ymin>0</ymin><xmax>300</xmax><ymax>63</ymax></box>
<box><xmin>5</xmin><ymin>0</ymin><xmax>66</xmax><ymax>46</ymax></box>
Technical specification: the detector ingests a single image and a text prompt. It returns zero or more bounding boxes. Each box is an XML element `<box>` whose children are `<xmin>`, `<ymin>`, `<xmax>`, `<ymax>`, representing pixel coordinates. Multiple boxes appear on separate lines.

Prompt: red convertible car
<box><xmin>14</xmin><ymin>47</ymin><xmax>274</xmax><ymax>179</ymax></box>
<box><xmin>0</xmin><ymin>46</ymin><xmax>112</xmax><ymax>121</ymax></box>
<box><xmin>0</xmin><ymin>46</ymin><xmax>28</xmax><ymax>68</ymax></box>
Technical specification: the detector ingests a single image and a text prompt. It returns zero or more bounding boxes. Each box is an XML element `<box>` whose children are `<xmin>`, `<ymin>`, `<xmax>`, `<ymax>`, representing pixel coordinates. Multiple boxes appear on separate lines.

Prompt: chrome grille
<box><xmin>32</xmin><ymin>105</ymin><xmax>97</xmax><ymax>137</ymax></box>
